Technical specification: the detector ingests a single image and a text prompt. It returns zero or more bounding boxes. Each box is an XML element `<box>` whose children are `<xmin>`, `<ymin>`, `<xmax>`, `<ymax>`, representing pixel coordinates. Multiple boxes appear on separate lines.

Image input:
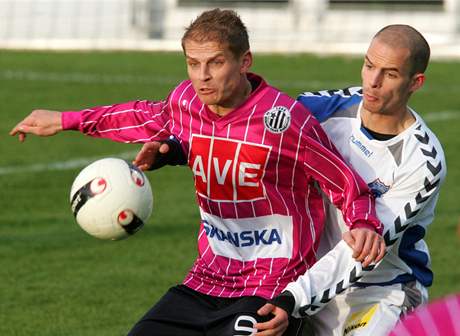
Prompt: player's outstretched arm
<box><xmin>10</xmin><ymin>109</ymin><xmax>63</xmax><ymax>142</ymax></box>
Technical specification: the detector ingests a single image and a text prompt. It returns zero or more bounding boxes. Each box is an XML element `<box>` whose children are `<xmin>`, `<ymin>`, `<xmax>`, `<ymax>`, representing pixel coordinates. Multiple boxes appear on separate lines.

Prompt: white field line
<box><xmin>0</xmin><ymin>151</ymin><xmax>138</xmax><ymax>176</ymax></box>
<box><xmin>0</xmin><ymin>69</ymin><xmax>180</xmax><ymax>86</ymax></box>
<box><xmin>3</xmin><ymin>69</ymin><xmax>460</xmax><ymax>92</ymax></box>
<box><xmin>1</xmin><ymin>110</ymin><xmax>458</xmax><ymax>176</ymax></box>
<box><xmin>424</xmin><ymin>110</ymin><xmax>460</xmax><ymax>122</ymax></box>
<box><xmin>0</xmin><ymin>69</ymin><xmax>347</xmax><ymax>90</ymax></box>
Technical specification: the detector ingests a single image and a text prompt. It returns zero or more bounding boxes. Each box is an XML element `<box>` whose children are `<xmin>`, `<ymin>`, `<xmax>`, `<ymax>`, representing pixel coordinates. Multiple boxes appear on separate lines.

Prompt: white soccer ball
<box><xmin>70</xmin><ymin>158</ymin><xmax>153</xmax><ymax>240</ymax></box>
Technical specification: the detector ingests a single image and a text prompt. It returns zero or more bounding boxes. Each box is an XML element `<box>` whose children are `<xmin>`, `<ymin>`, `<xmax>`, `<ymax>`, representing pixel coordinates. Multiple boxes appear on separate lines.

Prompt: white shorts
<box><xmin>308</xmin><ymin>282</ymin><xmax>427</xmax><ymax>336</ymax></box>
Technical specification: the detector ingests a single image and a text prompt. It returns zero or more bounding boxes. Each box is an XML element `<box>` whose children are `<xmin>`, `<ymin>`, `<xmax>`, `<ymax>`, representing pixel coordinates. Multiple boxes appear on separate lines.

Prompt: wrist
<box><xmin>350</xmin><ymin>221</ymin><xmax>377</xmax><ymax>232</ymax></box>
<box><xmin>61</xmin><ymin>111</ymin><xmax>80</xmax><ymax>130</ymax></box>
<box><xmin>268</xmin><ymin>291</ymin><xmax>295</xmax><ymax>316</ymax></box>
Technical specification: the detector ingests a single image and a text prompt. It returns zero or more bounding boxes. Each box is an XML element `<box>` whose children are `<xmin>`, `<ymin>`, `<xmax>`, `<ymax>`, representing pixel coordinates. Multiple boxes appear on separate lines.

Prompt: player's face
<box><xmin>184</xmin><ymin>39</ymin><xmax>252</xmax><ymax>116</ymax></box>
<box><xmin>361</xmin><ymin>38</ymin><xmax>423</xmax><ymax>116</ymax></box>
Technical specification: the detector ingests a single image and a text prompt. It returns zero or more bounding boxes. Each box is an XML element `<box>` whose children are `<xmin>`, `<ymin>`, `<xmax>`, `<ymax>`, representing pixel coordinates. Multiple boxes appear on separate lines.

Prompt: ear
<box><xmin>409</xmin><ymin>73</ymin><xmax>425</xmax><ymax>93</ymax></box>
<box><xmin>240</xmin><ymin>51</ymin><xmax>253</xmax><ymax>73</ymax></box>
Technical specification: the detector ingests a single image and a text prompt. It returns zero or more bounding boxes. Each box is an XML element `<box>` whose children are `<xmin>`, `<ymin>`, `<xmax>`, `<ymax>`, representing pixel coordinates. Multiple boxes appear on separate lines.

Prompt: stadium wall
<box><xmin>0</xmin><ymin>0</ymin><xmax>459</xmax><ymax>58</ymax></box>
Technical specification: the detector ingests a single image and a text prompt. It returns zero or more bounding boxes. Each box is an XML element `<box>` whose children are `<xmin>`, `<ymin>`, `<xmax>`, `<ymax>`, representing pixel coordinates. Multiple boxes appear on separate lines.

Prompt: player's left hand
<box><xmin>343</xmin><ymin>228</ymin><xmax>386</xmax><ymax>267</ymax></box>
<box><xmin>255</xmin><ymin>303</ymin><xmax>289</xmax><ymax>336</ymax></box>
<box><xmin>133</xmin><ymin>141</ymin><xmax>170</xmax><ymax>171</ymax></box>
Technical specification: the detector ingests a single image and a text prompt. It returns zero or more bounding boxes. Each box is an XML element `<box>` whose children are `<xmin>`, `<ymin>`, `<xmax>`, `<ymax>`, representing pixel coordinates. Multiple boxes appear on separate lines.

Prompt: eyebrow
<box><xmin>365</xmin><ymin>56</ymin><xmax>400</xmax><ymax>73</ymax></box>
<box><xmin>186</xmin><ymin>53</ymin><xmax>226</xmax><ymax>63</ymax></box>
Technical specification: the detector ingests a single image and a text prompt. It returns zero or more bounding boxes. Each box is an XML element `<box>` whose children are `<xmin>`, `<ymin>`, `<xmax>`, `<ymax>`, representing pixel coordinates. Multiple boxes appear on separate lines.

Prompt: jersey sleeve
<box><xmin>379</xmin><ymin>148</ymin><xmax>446</xmax><ymax>251</ymax></box>
<box><xmin>302</xmin><ymin>122</ymin><xmax>382</xmax><ymax>233</ymax></box>
<box><xmin>297</xmin><ymin>87</ymin><xmax>363</xmax><ymax>122</ymax></box>
<box><xmin>61</xmin><ymin>99</ymin><xmax>171</xmax><ymax>144</ymax></box>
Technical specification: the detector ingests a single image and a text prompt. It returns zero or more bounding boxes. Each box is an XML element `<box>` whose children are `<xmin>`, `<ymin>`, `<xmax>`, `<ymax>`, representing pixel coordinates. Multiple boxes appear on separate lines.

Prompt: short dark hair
<box><xmin>181</xmin><ymin>8</ymin><xmax>250</xmax><ymax>58</ymax></box>
<box><xmin>373</xmin><ymin>24</ymin><xmax>430</xmax><ymax>75</ymax></box>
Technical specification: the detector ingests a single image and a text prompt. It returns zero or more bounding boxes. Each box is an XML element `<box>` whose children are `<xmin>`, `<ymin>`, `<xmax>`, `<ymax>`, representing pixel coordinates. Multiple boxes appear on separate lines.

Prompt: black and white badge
<box><xmin>263</xmin><ymin>106</ymin><xmax>291</xmax><ymax>134</ymax></box>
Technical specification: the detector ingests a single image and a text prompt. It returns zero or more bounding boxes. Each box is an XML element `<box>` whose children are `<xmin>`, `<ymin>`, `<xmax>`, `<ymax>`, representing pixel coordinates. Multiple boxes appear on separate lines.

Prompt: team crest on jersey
<box><xmin>368</xmin><ymin>178</ymin><xmax>390</xmax><ymax>198</ymax></box>
<box><xmin>263</xmin><ymin>106</ymin><xmax>291</xmax><ymax>133</ymax></box>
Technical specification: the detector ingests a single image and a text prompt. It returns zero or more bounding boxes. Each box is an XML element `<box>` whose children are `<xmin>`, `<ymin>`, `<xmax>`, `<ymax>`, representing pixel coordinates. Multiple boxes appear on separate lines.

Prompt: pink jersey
<box><xmin>62</xmin><ymin>73</ymin><xmax>381</xmax><ymax>299</ymax></box>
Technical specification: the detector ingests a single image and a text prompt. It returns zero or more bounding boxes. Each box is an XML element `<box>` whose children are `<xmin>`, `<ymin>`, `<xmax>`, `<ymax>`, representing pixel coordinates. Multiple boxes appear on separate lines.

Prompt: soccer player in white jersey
<box><xmin>254</xmin><ymin>25</ymin><xmax>446</xmax><ymax>335</ymax></box>
<box><xmin>10</xmin><ymin>9</ymin><xmax>386</xmax><ymax>336</ymax></box>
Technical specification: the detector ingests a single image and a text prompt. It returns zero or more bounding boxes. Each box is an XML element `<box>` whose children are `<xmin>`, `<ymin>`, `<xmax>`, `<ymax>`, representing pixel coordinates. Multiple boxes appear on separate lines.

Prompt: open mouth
<box><xmin>200</xmin><ymin>88</ymin><xmax>215</xmax><ymax>95</ymax></box>
<box><xmin>364</xmin><ymin>93</ymin><xmax>378</xmax><ymax>102</ymax></box>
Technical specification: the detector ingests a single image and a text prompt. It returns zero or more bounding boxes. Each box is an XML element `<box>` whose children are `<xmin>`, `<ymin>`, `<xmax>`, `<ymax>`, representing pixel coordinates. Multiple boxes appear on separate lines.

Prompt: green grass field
<box><xmin>1</xmin><ymin>50</ymin><xmax>459</xmax><ymax>335</ymax></box>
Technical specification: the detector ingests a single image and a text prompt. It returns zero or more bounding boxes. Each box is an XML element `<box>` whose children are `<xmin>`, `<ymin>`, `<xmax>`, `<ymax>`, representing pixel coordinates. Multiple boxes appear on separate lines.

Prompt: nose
<box><xmin>199</xmin><ymin>64</ymin><xmax>211</xmax><ymax>82</ymax></box>
<box><xmin>369</xmin><ymin>70</ymin><xmax>383</xmax><ymax>88</ymax></box>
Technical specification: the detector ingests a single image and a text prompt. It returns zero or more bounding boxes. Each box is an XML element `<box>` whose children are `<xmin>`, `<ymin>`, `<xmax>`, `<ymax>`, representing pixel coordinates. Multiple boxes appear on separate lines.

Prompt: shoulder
<box><xmin>409</xmin><ymin>113</ymin><xmax>447</xmax><ymax>180</ymax></box>
<box><xmin>393</xmin><ymin>113</ymin><xmax>447</xmax><ymax>199</ymax></box>
<box><xmin>297</xmin><ymin>87</ymin><xmax>363</xmax><ymax>122</ymax></box>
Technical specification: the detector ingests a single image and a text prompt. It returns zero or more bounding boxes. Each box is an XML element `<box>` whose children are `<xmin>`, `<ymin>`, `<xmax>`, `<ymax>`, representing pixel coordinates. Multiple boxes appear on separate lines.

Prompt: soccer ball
<box><xmin>70</xmin><ymin>158</ymin><xmax>153</xmax><ymax>240</ymax></box>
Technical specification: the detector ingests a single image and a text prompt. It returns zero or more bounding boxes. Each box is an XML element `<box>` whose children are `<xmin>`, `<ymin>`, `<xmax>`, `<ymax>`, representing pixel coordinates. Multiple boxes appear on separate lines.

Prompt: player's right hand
<box><xmin>343</xmin><ymin>228</ymin><xmax>386</xmax><ymax>267</ymax></box>
<box><xmin>9</xmin><ymin>109</ymin><xmax>63</xmax><ymax>142</ymax></box>
<box><xmin>255</xmin><ymin>303</ymin><xmax>289</xmax><ymax>336</ymax></box>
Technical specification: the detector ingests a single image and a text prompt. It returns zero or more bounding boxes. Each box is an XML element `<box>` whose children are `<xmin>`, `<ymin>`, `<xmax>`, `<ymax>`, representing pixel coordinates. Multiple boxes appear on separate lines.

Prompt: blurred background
<box><xmin>1</xmin><ymin>0</ymin><xmax>459</xmax><ymax>57</ymax></box>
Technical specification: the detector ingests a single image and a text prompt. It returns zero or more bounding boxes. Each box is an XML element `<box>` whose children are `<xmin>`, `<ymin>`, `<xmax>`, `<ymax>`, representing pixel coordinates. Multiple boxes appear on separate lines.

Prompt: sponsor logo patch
<box><xmin>190</xmin><ymin>135</ymin><xmax>271</xmax><ymax>202</ymax></box>
<box><xmin>264</xmin><ymin>106</ymin><xmax>291</xmax><ymax>133</ymax></box>
<box><xmin>200</xmin><ymin>211</ymin><xmax>293</xmax><ymax>261</ymax></box>
<box><xmin>344</xmin><ymin>304</ymin><xmax>378</xmax><ymax>335</ymax></box>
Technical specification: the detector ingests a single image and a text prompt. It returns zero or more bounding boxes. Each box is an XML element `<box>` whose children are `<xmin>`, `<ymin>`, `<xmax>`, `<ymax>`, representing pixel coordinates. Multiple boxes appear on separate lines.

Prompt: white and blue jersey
<box><xmin>298</xmin><ymin>87</ymin><xmax>446</xmax><ymax>288</ymax></box>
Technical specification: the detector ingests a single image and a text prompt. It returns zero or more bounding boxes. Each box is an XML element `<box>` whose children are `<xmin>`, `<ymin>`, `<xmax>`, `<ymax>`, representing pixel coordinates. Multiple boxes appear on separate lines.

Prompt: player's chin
<box><xmin>197</xmin><ymin>93</ymin><xmax>219</xmax><ymax>105</ymax></box>
<box><xmin>362</xmin><ymin>100</ymin><xmax>381</xmax><ymax>113</ymax></box>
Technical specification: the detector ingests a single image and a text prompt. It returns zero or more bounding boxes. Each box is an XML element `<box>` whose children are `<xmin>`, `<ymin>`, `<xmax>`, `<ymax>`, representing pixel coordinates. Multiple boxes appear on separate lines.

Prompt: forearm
<box><xmin>62</xmin><ymin>100</ymin><xmax>170</xmax><ymax>143</ymax></box>
<box><xmin>280</xmin><ymin>240</ymin><xmax>375</xmax><ymax>317</ymax></box>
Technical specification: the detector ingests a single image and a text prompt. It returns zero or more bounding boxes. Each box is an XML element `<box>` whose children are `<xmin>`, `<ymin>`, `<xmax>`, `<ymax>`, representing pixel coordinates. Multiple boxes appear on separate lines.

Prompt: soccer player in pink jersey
<box><xmin>10</xmin><ymin>9</ymin><xmax>385</xmax><ymax>336</ymax></box>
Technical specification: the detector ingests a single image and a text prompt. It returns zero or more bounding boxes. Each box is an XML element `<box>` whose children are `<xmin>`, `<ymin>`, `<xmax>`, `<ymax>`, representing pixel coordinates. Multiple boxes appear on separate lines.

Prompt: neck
<box><xmin>360</xmin><ymin>106</ymin><xmax>416</xmax><ymax>135</ymax></box>
<box><xmin>210</xmin><ymin>77</ymin><xmax>252</xmax><ymax>117</ymax></box>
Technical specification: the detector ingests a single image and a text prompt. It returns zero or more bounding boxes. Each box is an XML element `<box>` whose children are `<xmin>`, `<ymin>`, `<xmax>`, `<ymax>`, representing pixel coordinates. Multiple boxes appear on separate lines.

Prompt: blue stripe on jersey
<box><xmin>359</xmin><ymin>125</ymin><xmax>375</xmax><ymax>140</ymax></box>
<box><xmin>353</xmin><ymin>274</ymin><xmax>417</xmax><ymax>287</ymax></box>
<box><xmin>398</xmin><ymin>225</ymin><xmax>433</xmax><ymax>287</ymax></box>
<box><xmin>296</xmin><ymin>89</ymin><xmax>362</xmax><ymax>123</ymax></box>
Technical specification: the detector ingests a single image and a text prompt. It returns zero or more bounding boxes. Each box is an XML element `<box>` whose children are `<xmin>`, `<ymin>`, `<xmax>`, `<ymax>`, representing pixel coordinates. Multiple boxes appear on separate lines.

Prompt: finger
<box><xmin>257</xmin><ymin>303</ymin><xmax>275</xmax><ymax>316</ymax></box>
<box><xmin>9</xmin><ymin>126</ymin><xmax>19</xmax><ymax>136</ymax></box>
<box><xmin>351</xmin><ymin>231</ymin><xmax>365</xmax><ymax>259</ymax></box>
<box><xmin>133</xmin><ymin>144</ymin><xmax>157</xmax><ymax>164</ymax></box>
<box><xmin>9</xmin><ymin>116</ymin><xmax>30</xmax><ymax>136</ymax></box>
<box><xmin>361</xmin><ymin>245</ymin><xmax>375</xmax><ymax>267</ymax></box>
<box><xmin>255</xmin><ymin>322</ymin><xmax>287</xmax><ymax>336</ymax></box>
<box><xmin>342</xmin><ymin>231</ymin><xmax>355</xmax><ymax>250</ymax></box>
<box><xmin>19</xmin><ymin>132</ymin><xmax>26</xmax><ymax>142</ymax></box>
<box><xmin>9</xmin><ymin>124</ymin><xmax>25</xmax><ymax>136</ymax></box>
<box><xmin>357</xmin><ymin>232</ymin><xmax>373</xmax><ymax>262</ymax></box>
<box><xmin>377</xmin><ymin>238</ymin><xmax>386</xmax><ymax>262</ymax></box>
<box><xmin>255</xmin><ymin>311</ymin><xmax>286</xmax><ymax>331</ymax></box>
<box><xmin>255</xmin><ymin>318</ymin><xmax>281</xmax><ymax>332</ymax></box>
<box><xmin>136</xmin><ymin>163</ymin><xmax>150</xmax><ymax>171</ymax></box>
<box><xmin>362</xmin><ymin>236</ymin><xmax>380</xmax><ymax>267</ymax></box>
<box><xmin>159</xmin><ymin>143</ymin><xmax>170</xmax><ymax>154</ymax></box>
<box><xmin>16</xmin><ymin>124</ymin><xmax>40</xmax><ymax>136</ymax></box>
